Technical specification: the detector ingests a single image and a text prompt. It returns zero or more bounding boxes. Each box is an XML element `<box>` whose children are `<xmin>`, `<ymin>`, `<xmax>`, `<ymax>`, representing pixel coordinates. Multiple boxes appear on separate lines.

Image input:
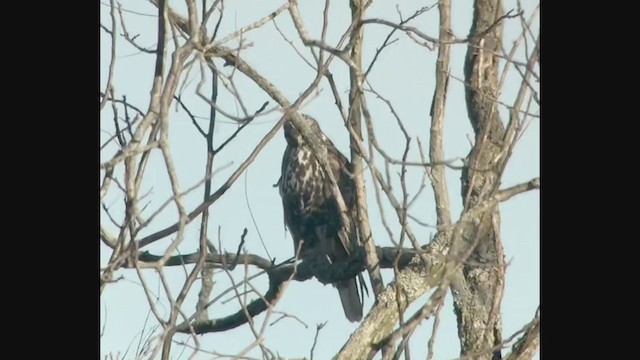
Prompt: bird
<box><xmin>278</xmin><ymin>114</ymin><xmax>365</xmax><ymax>322</ymax></box>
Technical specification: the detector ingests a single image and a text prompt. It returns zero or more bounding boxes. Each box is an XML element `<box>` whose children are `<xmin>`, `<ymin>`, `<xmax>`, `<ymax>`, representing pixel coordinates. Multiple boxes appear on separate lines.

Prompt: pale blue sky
<box><xmin>100</xmin><ymin>1</ymin><xmax>539</xmax><ymax>359</ymax></box>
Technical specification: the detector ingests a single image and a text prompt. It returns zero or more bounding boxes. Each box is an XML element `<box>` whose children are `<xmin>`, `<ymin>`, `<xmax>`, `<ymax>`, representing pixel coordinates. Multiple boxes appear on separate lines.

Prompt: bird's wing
<box><xmin>323</xmin><ymin>141</ymin><xmax>359</xmax><ymax>257</ymax></box>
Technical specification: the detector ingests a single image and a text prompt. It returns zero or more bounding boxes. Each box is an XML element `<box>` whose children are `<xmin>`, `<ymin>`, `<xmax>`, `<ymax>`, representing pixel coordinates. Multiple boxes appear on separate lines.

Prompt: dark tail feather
<box><xmin>337</xmin><ymin>278</ymin><xmax>363</xmax><ymax>322</ymax></box>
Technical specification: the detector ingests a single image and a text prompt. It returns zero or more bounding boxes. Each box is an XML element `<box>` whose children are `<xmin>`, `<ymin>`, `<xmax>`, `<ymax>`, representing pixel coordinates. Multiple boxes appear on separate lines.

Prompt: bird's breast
<box><xmin>282</xmin><ymin>146</ymin><xmax>328</xmax><ymax>212</ymax></box>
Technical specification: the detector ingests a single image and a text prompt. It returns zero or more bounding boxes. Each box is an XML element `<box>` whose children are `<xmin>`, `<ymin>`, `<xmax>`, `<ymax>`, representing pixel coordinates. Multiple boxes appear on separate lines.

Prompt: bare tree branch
<box><xmin>140</xmin><ymin>244</ymin><xmax>419</xmax><ymax>333</ymax></box>
<box><xmin>310</xmin><ymin>322</ymin><xmax>327</xmax><ymax>360</ymax></box>
<box><xmin>100</xmin><ymin>0</ymin><xmax>118</xmax><ymax>111</ymax></box>
<box><xmin>346</xmin><ymin>0</ymin><xmax>384</xmax><ymax>302</ymax></box>
<box><xmin>428</xmin><ymin>0</ymin><xmax>453</xmax><ymax>229</ymax></box>
<box><xmin>361</xmin><ymin>9</ymin><xmax>520</xmax><ymax>46</ymax></box>
<box><xmin>208</xmin><ymin>2</ymin><xmax>290</xmax><ymax>48</ymax></box>
<box><xmin>116</xmin><ymin>3</ymin><xmax>157</xmax><ymax>54</ymax></box>
<box><xmin>503</xmin><ymin>307</ymin><xmax>540</xmax><ymax>360</ymax></box>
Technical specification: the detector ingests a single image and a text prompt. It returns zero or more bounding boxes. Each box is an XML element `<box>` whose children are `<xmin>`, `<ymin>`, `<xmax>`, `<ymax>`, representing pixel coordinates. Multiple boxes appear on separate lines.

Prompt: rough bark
<box><xmin>452</xmin><ymin>0</ymin><xmax>507</xmax><ymax>359</ymax></box>
<box><xmin>334</xmin><ymin>235</ymin><xmax>449</xmax><ymax>360</ymax></box>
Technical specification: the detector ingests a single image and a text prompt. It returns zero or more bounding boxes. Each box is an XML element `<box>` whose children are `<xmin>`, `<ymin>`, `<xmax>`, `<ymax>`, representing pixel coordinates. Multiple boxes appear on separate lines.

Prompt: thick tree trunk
<box><xmin>452</xmin><ymin>0</ymin><xmax>507</xmax><ymax>359</ymax></box>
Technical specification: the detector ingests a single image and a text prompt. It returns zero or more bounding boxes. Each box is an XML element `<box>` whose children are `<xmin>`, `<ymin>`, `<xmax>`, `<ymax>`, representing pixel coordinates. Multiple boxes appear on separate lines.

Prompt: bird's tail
<box><xmin>337</xmin><ymin>278</ymin><xmax>363</xmax><ymax>322</ymax></box>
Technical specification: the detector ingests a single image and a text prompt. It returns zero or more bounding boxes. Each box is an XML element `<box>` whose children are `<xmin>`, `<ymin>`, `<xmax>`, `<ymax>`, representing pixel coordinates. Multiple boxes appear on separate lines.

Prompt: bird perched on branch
<box><xmin>279</xmin><ymin>114</ymin><xmax>365</xmax><ymax>322</ymax></box>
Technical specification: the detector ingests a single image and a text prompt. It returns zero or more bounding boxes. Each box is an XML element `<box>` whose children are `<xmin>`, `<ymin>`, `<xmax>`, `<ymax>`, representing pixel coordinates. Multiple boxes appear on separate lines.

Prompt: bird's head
<box><xmin>283</xmin><ymin>114</ymin><xmax>325</xmax><ymax>147</ymax></box>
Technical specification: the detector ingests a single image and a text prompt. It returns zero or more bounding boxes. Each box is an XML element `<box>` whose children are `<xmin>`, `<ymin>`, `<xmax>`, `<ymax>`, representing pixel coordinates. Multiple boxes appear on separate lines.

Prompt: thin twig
<box><xmin>116</xmin><ymin>3</ymin><xmax>157</xmax><ymax>53</ymax></box>
<box><xmin>100</xmin><ymin>0</ymin><xmax>118</xmax><ymax>111</ymax></box>
<box><xmin>174</xmin><ymin>95</ymin><xmax>208</xmax><ymax>138</ymax></box>
<box><xmin>361</xmin><ymin>9</ymin><xmax>521</xmax><ymax>46</ymax></box>
<box><xmin>213</xmin><ymin>102</ymin><xmax>269</xmax><ymax>154</ymax></box>
<box><xmin>310</xmin><ymin>322</ymin><xmax>327</xmax><ymax>360</ymax></box>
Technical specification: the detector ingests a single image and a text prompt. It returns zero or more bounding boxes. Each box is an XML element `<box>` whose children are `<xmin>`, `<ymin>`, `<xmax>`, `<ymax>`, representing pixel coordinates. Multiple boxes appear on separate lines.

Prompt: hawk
<box><xmin>279</xmin><ymin>114</ymin><xmax>364</xmax><ymax>322</ymax></box>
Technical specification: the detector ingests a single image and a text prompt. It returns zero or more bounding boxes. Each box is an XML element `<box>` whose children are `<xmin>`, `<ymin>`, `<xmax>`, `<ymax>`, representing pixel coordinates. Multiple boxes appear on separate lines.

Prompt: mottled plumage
<box><xmin>279</xmin><ymin>114</ymin><xmax>364</xmax><ymax>322</ymax></box>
